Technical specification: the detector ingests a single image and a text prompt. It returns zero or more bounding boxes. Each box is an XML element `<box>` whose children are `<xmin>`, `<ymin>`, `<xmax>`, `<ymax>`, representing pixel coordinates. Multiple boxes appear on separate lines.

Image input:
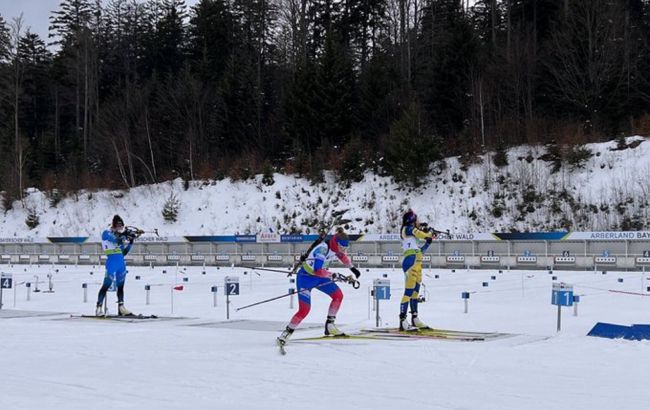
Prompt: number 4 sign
<box><xmin>1</xmin><ymin>273</ymin><xmax>12</xmax><ymax>289</ymax></box>
<box><xmin>0</xmin><ymin>273</ymin><xmax>13</xmax><ymax>310</ymax></box>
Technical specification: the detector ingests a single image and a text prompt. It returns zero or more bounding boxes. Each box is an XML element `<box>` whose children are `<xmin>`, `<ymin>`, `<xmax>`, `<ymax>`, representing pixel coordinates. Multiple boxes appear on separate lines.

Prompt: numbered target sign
<box><xmin>1</xmin><ymin>273</ymin><xmax>12</xmax><ymax>289</ymax></box>
<box><xmin>551</xmin><ymin>283</ymin><xmax>573</xmax><ymax>307</ymax></box>
<box><xmin>373</xmin><ymin>279</ymin><xmax>391</xmax><ymax>300</ymax></box>
<box><xmin>224</xmin><ymin>276</ymin><xmax>240</xmax><ymax>296</ymax></box>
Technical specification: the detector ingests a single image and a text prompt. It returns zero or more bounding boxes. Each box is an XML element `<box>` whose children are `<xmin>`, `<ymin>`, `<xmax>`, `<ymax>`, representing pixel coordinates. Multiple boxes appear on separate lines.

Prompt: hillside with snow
<box><xmin>1</xmin><ymin>136</ymin><xmax>648</xmax><ymax>238</ymax></box>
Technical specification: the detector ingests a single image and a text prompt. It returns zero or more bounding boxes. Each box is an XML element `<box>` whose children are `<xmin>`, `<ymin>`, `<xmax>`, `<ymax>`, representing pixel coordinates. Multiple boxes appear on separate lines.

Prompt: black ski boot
<box><xmin>325</xmin><ymin>316</ymin><xmax>346</xmax><ymax>336</ymax></box>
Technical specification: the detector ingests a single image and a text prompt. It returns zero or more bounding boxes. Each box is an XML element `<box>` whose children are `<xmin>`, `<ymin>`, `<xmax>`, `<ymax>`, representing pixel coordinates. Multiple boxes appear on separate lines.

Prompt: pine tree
<box><xmin>49</xmin><ymin>0</ymin><xmax>95</xmax><ymax>165</ymax></box>
<box><xmin>25</xmin><ymin>207</ymin><xmax>40</xmax><ymax>229</ymax></box>
<box><xmin>18</xmin><ymin>31</ymin><xmax>54</xmax><ymax>184</ymax></box>
<box><xmin>0</xmin><ymin>14</ymin><xmax>9</xmax><ymax>61</ymax></box>
<box><xmin>145</xmin><ymin>0</ymin><xmax>186</xmax><ymax>76</ymax></box>
<box><xmin>162</xmin><ymin>193</ymin><xmax>180</xmax><ymax>222</ymax></box>
<box><xmin>383</xmin><ymin>102</ymin><xmax>442</xmax><ymax>187</ymax></box>
<box><xmin>542</xmin><ymin>0</ymin><xmax>626</xmax><ymax>129</ymax></box>
<box><xmin>415</xmin><ymin>0</ymin><xmax>479</xmax><ymax>139</ymax></box>
<box><xmin>188</xmin><ymin>0</ymin><xmax>234</xmax><ymax>81</ymax></box>
<box><xmin>315</xmin><ymin>33</ymin><xmax>356</xmax><ymax>147</ymax></box>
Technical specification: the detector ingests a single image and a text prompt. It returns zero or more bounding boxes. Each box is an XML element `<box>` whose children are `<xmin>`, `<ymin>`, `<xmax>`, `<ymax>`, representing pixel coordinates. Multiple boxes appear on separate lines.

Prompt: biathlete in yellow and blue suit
<box><xmin>399</xmin><ymin>210</ymin><xmax>436</xmax><ymax>331</ymax></box>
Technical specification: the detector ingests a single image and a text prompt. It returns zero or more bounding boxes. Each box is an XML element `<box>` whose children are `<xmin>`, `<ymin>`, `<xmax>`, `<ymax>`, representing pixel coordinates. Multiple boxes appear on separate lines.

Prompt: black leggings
<box><xmin>97</xmin><ymin>283</ymin><xmax>125</xmax><ymax>305</ymax></box>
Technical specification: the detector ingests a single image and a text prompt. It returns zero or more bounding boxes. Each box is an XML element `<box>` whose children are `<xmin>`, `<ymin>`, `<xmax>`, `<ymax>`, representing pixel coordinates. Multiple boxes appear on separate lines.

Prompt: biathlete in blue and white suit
<box><xmin>277</xmin><ymin>228</ymin><xmax>361</xmax><ymax>345</ymax></box>
<box><xmin>96</xmin><ymin>215</ymin><xmax>134</xmax><ymax>316</ymax></box>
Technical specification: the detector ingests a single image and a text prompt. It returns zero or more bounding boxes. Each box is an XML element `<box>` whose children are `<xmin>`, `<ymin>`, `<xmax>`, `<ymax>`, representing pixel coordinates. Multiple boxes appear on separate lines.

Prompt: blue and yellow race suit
<box><xmin>400</xmin><ymin>224</ymin><xmax>433</xmax><ymax>317</ymax></box>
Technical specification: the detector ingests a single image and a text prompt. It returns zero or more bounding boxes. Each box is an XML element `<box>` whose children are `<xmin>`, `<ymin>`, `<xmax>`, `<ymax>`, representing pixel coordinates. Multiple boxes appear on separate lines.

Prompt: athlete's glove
<box><xmin>115</xmin><ymin>234</ymin><xmax>125</xmax><ymax>245</ymax></box>
<box><xmin>425</xmin><ymin>236</ymin><xmax>433</xmax><ymax>244</ymax></box>
<box><xmin>350</xmin><ymin>266</ymin><xmax>361</xmax><ymax>278</ymax></box>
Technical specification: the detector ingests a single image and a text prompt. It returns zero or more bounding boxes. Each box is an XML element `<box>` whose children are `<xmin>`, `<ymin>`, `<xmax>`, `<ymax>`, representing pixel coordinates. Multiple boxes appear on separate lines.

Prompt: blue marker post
<box><xmin>462</xmin><ymin>291</ymin><xmax>470</xmax><ymax>313</ymax></box>
<box><xmin>551</xmin><ymin>282</ymin><xmax>574</xmax><ymax>332</ymax></box>
<box><xmin>82</xmin><ymin>283</ymin><xmax>88</xmax><ymax>303</ymax></box>
<box><xmin>373</xmin><ymin>279</ymin><xmax>391</xmax><ymax>327</ymax></box>
<box><xmin>573</xmin><ymin>295</ymin><xmax>580</xmax><ymax>316</ymax></box>
<box><xmin>211</xmin><ymin>286</ymin><xmax>218</xmax><ymax>307</ymax></box>
<box><xmin>145</xmin><ymin>284</ymin><xmax>151</xmax><ymax>305</ymax></box>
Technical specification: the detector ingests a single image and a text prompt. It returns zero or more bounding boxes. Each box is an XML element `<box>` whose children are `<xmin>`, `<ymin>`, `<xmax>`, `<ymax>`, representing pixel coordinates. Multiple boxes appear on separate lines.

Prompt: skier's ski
<box><xmin>363</xmin><ymin>327</ymin><xmax>506</xmax><ymax>338</ymax></box>
<box><xmin>361</xmin><ymin>329</ymin><xmax>485</xmax><ymax>341</ymax></box>
<box><xmin>360</xmin><ymin>328</ymin><xmax>510</xmax><ymax>341</ymax></box>
<box><xmin>72</xmin><ymin>314</ymin><xmax>159</xmax><ymax>321</ymax></box>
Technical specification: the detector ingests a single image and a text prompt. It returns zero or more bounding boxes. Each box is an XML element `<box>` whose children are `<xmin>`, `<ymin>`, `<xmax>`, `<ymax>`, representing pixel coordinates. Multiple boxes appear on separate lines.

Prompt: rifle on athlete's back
<box><xmin>288</xmin><ymin>210</ymin><xmax>352</xmax><ymax>276</ymax></box>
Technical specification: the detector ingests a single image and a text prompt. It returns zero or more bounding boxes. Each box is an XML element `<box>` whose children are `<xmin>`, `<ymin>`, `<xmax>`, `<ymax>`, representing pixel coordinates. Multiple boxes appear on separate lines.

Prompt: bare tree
<box><xmin>544</xmin><ymin>0</ymin><xmax>626</xmax><ymax>126</ymax></box>
<box><xmin>9</xmin><ymin>16</ymin><xmax>25</xmax><ymax>201</ymax></box>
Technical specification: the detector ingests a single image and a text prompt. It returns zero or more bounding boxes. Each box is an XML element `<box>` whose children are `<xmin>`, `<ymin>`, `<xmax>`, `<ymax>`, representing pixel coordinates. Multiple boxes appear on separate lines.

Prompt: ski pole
<box><xmin>235</xmin><ymin>288</ymin><xmax>305</xmax><ymax>312</ymax></box>
<box><xmin>250</xmin><ymin>266</ymin><xmax>294</xmax><ymax>275</ymax></box>
<box><xmin>235</xmin><ymin>275</ymin><xmax>358</xmax><ymax>312</ymax></box>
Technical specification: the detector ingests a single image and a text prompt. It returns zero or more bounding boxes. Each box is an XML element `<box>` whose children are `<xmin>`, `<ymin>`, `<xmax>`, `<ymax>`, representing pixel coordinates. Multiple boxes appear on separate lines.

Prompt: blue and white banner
<box><xmin>567</xmin><ymin>231</ymin><xmax>650</xmax><ymax>240</ymax></box>
<box><xmin>234</xmin><ymin>235</ymin><xmax>257</xmax><ymax>243</ymax></box>
<box><xmin>280</xmin><ymin>234</ymin><xmax>306</xmax><ymax>243</ymax></box>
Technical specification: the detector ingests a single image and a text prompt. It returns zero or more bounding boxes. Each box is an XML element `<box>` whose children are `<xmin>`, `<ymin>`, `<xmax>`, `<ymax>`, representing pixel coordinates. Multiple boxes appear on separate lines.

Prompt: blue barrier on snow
<box><xmin>587</xmin><ymin>322</ymin><xmax>650</xmax><ymax>340</ymax></box>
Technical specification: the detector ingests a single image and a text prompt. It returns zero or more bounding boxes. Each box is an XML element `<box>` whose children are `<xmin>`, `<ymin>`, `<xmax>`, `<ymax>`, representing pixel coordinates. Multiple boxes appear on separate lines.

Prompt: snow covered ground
<box><xmin>1</xmin><ymin>263</ymin><xmax>649</xmax><ymax>409</ymax></box>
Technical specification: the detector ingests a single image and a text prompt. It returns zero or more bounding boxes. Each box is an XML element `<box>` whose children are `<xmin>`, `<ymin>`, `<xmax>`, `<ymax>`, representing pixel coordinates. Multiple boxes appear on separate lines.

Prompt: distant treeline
<box><xmin>1</xmin><ymin>0</ymin><xmax>649</xmax><ymax>202</ymax></box>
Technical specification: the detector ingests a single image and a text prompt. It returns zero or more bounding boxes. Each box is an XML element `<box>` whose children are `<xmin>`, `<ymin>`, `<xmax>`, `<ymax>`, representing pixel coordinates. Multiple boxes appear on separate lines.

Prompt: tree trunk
<box><xmin>491</xmin><ymin>0</ymin><xmax>497</xmax><ymax>49</ymax></box>
<box><xmin>506</xmin><ymin>0</ymin><xmax>511</xmax><ymax>60</ymax></box>
<box><xmin>399</xmin><ymin>0</ymin><xmax>407</xmax><ymax>85</ymax></box>
<box><xmin>145</xmin><ymin>106</ymin><xmax>157</xmax><ymax>180</ymax></box>
<box><xmin>54</xmin><ymin>87</ymin><xmax>60</xmax><ymax>162</ymax></box>
<box><xmin>83</xmin><ymin>38</ymin><xmax>90</xmax><ymax>163</ymax></box>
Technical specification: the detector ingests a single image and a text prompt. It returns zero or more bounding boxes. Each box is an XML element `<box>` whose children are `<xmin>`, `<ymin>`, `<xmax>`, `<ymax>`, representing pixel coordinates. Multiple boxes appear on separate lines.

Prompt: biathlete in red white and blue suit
<box><xmin>277</xmin><ymin>227</ymin><xmax>361</xmax><ymax>344</ymax></box>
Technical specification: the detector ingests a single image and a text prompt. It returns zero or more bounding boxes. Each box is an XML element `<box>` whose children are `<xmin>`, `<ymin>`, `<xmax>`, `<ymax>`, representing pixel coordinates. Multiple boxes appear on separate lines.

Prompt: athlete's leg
<box><xmin>409</xmin><ymin>264</ymin><xmax>423</xmax><ymax>314</ymax></box>
<box><xmin>115</xmin><ymin>270</ymin><xmax>127</xmax><ymax>304</ymax></box>
<box><xmin>401</xmin><ymin>255</ymin><xmax>417</xmax><ymax>317</ymax></box>
<box><xmin>316</xmin><ymin>282</ymin><xmax>343</xmax><ymax>317</ymax></box>
<box><xmin>287</xmin><ymin>274</ymin><xmax>323</xmax><ymax>329</ymax></box>
<box><xmin>96</xmin><ymin>272</ymin><xmax>115</xmax><ymax>306</ymax></box>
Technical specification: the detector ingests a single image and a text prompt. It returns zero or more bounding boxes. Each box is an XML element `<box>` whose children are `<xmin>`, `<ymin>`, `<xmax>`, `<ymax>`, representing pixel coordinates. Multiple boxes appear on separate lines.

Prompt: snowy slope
<box><xmin>1</xmin><ymin>136</ymin><xmax>648</xmax><ymax>237</ymax></box>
